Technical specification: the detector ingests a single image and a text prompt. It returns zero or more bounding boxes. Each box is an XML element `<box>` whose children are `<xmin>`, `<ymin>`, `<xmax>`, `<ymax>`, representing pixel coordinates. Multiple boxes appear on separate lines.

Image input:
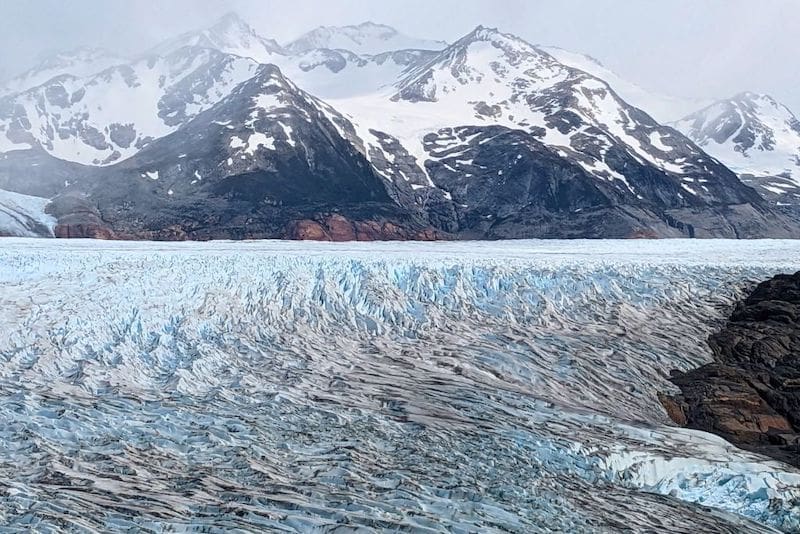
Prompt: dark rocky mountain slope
<box><xmin>46</xmin><ymin>65</ymin><xmax>437</xmax><ymax>240</ymax></box>
<box><xmin>1</xmin><ymin>19</ymin><xmax>799</xmax><ymax>240</ymax></box>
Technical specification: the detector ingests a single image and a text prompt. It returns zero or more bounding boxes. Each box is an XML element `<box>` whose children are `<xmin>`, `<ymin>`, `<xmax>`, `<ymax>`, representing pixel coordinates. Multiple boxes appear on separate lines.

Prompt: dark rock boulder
<box><xmin>664</xmin><ymin>272</ymin><xmax>800</xmax><ymax>467</ymax></box>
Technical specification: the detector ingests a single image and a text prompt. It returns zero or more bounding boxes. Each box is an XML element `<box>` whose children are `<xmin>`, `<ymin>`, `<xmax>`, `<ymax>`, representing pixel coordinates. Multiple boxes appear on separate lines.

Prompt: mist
<box><xmin>1</xmin><ymin>0</ymin><xmax>799</xmax><ymax>113</ymax></box>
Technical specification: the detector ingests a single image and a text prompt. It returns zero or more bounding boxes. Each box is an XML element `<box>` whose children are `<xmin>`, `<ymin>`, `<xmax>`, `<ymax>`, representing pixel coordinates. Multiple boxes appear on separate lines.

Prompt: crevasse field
<box><xmin>1</xmin><ymin>239</ymin><xmax>799</xmax><ymax>533</ymax></box>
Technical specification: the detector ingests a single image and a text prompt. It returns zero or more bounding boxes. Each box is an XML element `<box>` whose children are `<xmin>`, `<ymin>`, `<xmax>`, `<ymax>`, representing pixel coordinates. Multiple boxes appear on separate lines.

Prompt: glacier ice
<box><xmin>0</xmin><ymin>238</ymin><xmax>799</xmax><ymax>532</ymax></box>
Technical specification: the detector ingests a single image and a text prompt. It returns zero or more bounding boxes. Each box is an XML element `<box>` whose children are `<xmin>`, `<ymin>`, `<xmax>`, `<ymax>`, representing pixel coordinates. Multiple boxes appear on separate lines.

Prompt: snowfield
<box><xmin>1</xmin><ymin>239</ymin><xmax>799</xmax><ymax>532</ymax></box>
<box><xmin>0</xmin><ymin>190</ymin><xmax>56</xmax><ymax>237</ymax></box>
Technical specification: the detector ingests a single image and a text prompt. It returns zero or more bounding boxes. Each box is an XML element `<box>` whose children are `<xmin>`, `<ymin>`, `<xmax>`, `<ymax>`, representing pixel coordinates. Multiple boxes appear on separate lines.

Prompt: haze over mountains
<box><xmin>0</xmin><ymin>13</ymin><xmax>798</xmax><ymax>240</ymax></box>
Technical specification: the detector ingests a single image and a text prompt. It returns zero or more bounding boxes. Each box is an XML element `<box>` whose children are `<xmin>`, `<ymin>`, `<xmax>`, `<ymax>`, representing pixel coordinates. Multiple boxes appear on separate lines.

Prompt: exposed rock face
<box><xmin>38</xmin><ymin>65</ymin><xmax>438</xmax><ymax>242</ymax></box>
<box><xmin>368</xmin><ymin>28</ymin><xmax>799</xmax><ymax>239</ymax></box>
<box><xmin>285</xmin><ymin>214</ymin><xmax>442</xmax><ymax>241</ymax></box>
<box><xmin>48</xmin><ymin>193</ymin><xmax>116</xmax><ymax>239</ymax></box>
<box><xmin>3</xmin><ymin>19</ymin><xmax>800</xmax><ymax>241</ymax></box>
<box><xmin>53</xmin><ymin>223</ymin><xmax>115</xmax><ymax>240</ymax></box>
<box><xmin>664</xmin><ymin>272</ymin><xmax>800</xmax><ymax>467</ymax></box>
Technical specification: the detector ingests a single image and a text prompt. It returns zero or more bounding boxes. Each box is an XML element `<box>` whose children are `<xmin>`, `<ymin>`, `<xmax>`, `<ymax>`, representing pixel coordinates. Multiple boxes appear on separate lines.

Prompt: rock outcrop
<box><xmin>664</xmin><ymin>272</ymin><xmax>800</xmax><ymax>467</ymax></box>
<box><xmin>285</xmin><ymin>214</ymin><xmax>442</xmax><ymax>241</ymax></box>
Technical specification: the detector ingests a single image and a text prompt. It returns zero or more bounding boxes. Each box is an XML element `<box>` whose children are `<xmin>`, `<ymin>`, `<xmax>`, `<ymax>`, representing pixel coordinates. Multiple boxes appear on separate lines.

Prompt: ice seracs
<box><xmin>1</xmin><ymin>239</ymin><xmax>799</xmax><ymax>530</ymax></box>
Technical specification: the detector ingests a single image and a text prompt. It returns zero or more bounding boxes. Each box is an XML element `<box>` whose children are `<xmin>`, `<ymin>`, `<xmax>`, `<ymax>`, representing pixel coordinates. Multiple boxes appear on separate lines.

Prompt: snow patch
<box><xmin>0</xmin><ymin>190</ymin><xmax>57</xmax><ymax>237</ymax></box>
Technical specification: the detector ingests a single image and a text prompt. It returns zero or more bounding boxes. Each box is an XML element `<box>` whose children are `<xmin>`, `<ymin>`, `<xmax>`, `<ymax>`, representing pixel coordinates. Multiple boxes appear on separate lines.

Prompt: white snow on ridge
<box><xmin>0</xmin><ymin>190</ymin><xmax>56</xmax><ymax>237</ymax></box>
<box><xmin>649</xmin><ymin>131</ymin><xmax>673</xmax><ymax>153</ymax></box>
<box><xmin>286</xmin><ymin>21</ymin><xmax>447</xmax><ymax>56</ymax></box>
<box><xmin>1</xmin><ymin>11</ymin><xmax>795</xmax><ymax>198</ymax></box>
<box><xmin>0</xmin><ymin>48</ymin><xmax>127</xmax><ymax>96</ymax></box>
<box><xmin>673</xmin><ymin>93</ymin><xmax>800</xmax><ymax>184</ymax></box>
<box><xmin>0</xmin><ymin>49</ymin><xmax>260</xmax><ymax>166</ymax></box>
<box><xmin>248</xmin><ymin>132</ymin><xmax>276</xmax><ymax>151</ymax></box>
<box><xmin>541</xmin><ymin>45</ymin><xmax>713</xmax><ymax>123</ymax></box>
<box><xmin>328</xmin><ymin>29</ymin><xmax>706</xmax><ymax>191</ymax></box>
<box><xmin>277</xmin><ymin>52</ymin><xmax>419</xmax><ymax>100</ymax></box>
<box><xmin>147</xmin><ymin>12</ymin><xmax>286</xmax><ymax>64</ymax></box>
<box><xmin>325</xmin><ymin>34</ymin><xmax>573</xmax><ymax>182</ymax></box>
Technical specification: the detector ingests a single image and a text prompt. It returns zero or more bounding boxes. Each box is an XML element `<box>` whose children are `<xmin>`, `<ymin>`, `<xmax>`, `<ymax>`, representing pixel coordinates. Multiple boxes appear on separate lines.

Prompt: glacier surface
<box><xmin>0</xmin><ymin>239</ymin><xmax>799</xmax><ymax>532</ymax></box>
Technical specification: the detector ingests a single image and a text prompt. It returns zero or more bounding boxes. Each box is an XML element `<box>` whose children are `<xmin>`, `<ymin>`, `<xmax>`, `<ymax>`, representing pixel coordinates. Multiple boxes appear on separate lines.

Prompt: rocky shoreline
<box><xmin>663</xmin><ymin>272</ymin><xmax>800</xmax><ymax>467</ymax></box>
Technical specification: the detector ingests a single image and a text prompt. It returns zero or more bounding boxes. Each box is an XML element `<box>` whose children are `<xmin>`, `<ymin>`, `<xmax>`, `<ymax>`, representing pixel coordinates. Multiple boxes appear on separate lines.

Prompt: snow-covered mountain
<box><xmin>148</xmin><ymin>12</ymin><xmax>286</xmax><ymax>63</ymax></box>
<box><xmin>328</xmin><ymin>27</ymin><xmax>759</xmax><ymax>222</ymax></box>
<box><xmin>285</xmin><ymin>22</ymin><xmax>447</xmax><ymax>55</ymax></box>
<box><xmin>45</xmin><ymin>64</ymin><xmax>434</xmax><ymax>240</ymax></box>
<box><xmin>0</xmin><ymin>16</ymin><xmax>796</xmax><ymax>239</ymax></box>
<box><xmin>673</xmin><ymin>93</ymin><xmax>800</xmax><ymax>202</ymax></box>
<box><xmin>0</xmin><ymin>48</ymin><xmax>127</xmax><ymax>96</ymax></box>
<box><xmin>0</xmin><ymin>14</ymin><xmax>441</xmax><ymax>166</ymax></box>
<box><xmin>0</xmin><ymin>47</ymin><xmax>261</xmax><ymax>165</ymax></box>
<box><xmin>306</xmin><ymin>26</ymin><xmax>798</xmax><ymax>238</ymax></box>
<box><xmin>278</xmin><ymin>49</ymin><xmax>437</xmax><ymax>99</ymax></box>
<box><xmin>145</xmin><ymin>15</ymin><xmax>436</xmax><ymax>100</ymax></box>
<box><xmin>0</xmin><ymin>44</ymin><xmax>426</xmax><ymax>166</ymax></box>
<box><xmin>540</xmin><ymin>46</ymin><xmax>711</xmax><ymax>123</ymax></box>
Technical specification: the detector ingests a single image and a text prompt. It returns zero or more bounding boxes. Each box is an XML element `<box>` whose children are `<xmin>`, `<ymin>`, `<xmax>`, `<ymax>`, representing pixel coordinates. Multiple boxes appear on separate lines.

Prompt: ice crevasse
<box><xmin>0</xmin><ymin>238</ymin><xmax>799</xmax><ymax>532</ymax></box>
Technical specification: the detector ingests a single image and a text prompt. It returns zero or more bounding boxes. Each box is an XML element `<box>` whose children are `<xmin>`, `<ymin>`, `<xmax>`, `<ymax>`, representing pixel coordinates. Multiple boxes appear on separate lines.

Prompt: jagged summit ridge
<box><xmin>0</xmin><ymin>46</ymin><xmax>262</xmax><ymax>165</ymax></box>
<box><xmin>148</xmin><ymin>12</ymin><xmax>286</xmax><ymax>63</ymax></box>
<box><xmin>0</xmin><ymin>16</ymin><xmax>798</xmax><ymax>239</ymax></box>
<box><xmin>673</xmin><ymin>91</ymin><xmax>800</xmax><ymax>202</ymax></box>
<box><xmin>393</xmin><ymin>25</ymin><xmax>564</xmax><ymax>103</ymax></box>
<box><xmin>285</xmin><ymin>21</ymin><xmax>447</xmax><ymax>55</ymax></box>
<box><xmin>540</xmin><ymin>45</ymin><xmax>712</xmax><ymax>123</ymax></box>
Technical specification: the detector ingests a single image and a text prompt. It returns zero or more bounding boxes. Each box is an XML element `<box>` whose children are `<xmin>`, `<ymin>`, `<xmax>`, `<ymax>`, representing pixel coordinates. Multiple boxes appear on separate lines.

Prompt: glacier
<box><xmin>0</xmin><ymin>238</ymin><xmax>799</xmax><ymax>532</ymax></box>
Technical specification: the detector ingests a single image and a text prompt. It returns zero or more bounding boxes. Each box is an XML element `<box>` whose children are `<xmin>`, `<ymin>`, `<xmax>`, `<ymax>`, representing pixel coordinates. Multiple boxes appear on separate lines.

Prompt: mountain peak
<box><xmin>147</xmin><ymin>12</ymin><xmax>285</xmax><ymax>62</ymax></box>
<box><xmin>209</xmin><ymin>12</ymin><xmax>255</xmax><ymax>35</ymax></box>
<box><xmin>215</xmin><ymin>11</ymin><xmax>247</xmax><ymax>24</ymax></box>
<box><xmin>733</xmin><ymin>91</ymin><xmax>767</xmax><ymax>101</ymax></box>
<box><xmin>393</xmin><ymin>25</ymin><xmax>564</xmax><ymax>104</ymax></box>
<box><xmin>673</xmin><ymin>92</ymin><xmax>800</xmax><ymax>183</ymax></box>
<box><xmin>353</xmin><ymin>21</ymin><xmax>397</xmax><ymax>31</ymax></box>
<box><xmin>458</xmin><ymin>25</ymin><xmax>504</xmax><ymax>43</ymax></box>
<box><xmin>714</xmin><ymin>92</ymin><xmax>799</xmax><ymax>121</ymax></box>
<box><xmin>453</xmin><ymin>25</ymin><xmax>534</xmax><ymax>53</ymax></box>
<box><xmin>469</xmin><ymin>24</ymin><xmax>497</xmax><ymax>34</ymax></box>
<box><xmin>285</xmin><ymin>22</ymin><xmax>446</xmax><ymax>55</ymax></box>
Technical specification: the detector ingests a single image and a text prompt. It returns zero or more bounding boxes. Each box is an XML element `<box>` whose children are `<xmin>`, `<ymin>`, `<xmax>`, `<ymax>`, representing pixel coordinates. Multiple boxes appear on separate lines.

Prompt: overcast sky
<box><xmin>2</xmin><ymin>0</ymin><xmax>798</xmax><ymax>114</ymax></box>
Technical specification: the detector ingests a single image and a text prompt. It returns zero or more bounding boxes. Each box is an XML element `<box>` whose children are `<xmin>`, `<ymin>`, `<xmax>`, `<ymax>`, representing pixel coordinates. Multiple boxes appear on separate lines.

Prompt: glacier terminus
<box><xmin>0</xmin><ymin>239</ymin><xmax>799</xmax><ymax>532</ymax></box>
